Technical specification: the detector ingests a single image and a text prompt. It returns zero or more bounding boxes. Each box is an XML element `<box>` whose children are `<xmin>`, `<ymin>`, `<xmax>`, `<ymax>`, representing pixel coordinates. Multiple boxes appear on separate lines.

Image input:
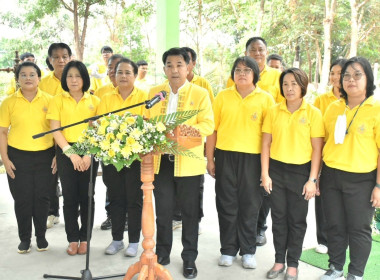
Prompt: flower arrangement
<box><xmin>68</xmin><ymin>110</ymin><xmax>202</xmax><ymax>171</ymax></box>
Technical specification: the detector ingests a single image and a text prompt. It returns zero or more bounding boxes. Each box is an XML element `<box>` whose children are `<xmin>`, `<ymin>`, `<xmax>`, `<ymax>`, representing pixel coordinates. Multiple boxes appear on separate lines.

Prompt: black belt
<box><xmin>163</xmin><ymin>154</ymin><xmax>175</xmax><ymax>162</ymax></box>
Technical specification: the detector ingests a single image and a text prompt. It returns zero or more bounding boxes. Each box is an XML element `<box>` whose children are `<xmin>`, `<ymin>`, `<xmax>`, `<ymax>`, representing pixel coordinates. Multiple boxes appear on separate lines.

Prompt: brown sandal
<box><xmin>66</xmin><ymin>242</ymin><xmax>78</xmax><ymax>256</ymax></box>
<box><xmin>78</xmin><ymin>242</ymin><xmax>87</xmax><ymax>255</ymax></box>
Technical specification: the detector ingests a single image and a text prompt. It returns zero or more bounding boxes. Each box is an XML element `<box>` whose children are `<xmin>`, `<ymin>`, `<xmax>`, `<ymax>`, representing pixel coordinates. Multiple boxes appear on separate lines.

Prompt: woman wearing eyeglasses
<box><xmin>0</xmin><ymin>62</ymin><xmax>56</xmax><ymax>253</ymax></box>
<box><xmin>206</xmin><ymin>56</ymin><xmax>274</xmax><ymax>269</ymax></box>
<box><xmin>319</xmin><ymin>57</ymin><xmax>380</xmax><ymax>280</ymax></box>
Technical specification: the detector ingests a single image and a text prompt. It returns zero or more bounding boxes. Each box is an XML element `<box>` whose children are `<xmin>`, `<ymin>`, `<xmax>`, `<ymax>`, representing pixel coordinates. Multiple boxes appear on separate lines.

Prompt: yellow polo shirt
<box><xmin>47</xmin><ymin>92</ymin><xmax>100</xmax><ymax>143</ymax></box>
<box><xmin>323</xmin><ymin>97</ymin><xmax>380</xmax><ymax>173</ymax></box>
<box><xmin>0</xmin><ymin>89</ymin><xmax>54</xmax><ymax>151</ymax></box>
<box><xmin>262</xmin><ymin>99</ymin><xmax>324</xmax><ymax>164</ymax></box>
<box><xmin>145</xmin><ymin>82</ymin><xmax>214</xmax><ymax>177</ymax></box>
<box><xmin>39</xmin><ymin>71</ymin><xmax>63</xmax><ymax>96</ymax></box>
<box><xmin>97</xmin><ymin>87</ymin><xmax>148</xmax><ymax>116</ymax></box>
<box><xmin>314</xmin><ymin>89</ymin><xmax>339</xmax><ymax>116</ymax></box>
<box><xmin>214</xmin><ymin>85</ymin><xmax>274</xmax><ymax>154</ymax></box>
<box><xmin>226</xmin><ymin>65</ymin><xmax>283</xmax><ymax>103</ymax></box>
<box><xmin>190</xmin><ymin>74</ymin><xmax>214</xmax><ymax>103</ymax></box>
<box><xmin>135</xmin><ymin>78</ymin><xmax>152</xmax><ymax>94</ymax></box>
<box><xmin>94</xmin><ymin>83</ymin><xmax>116</xmax><ymax>99</ymax></box>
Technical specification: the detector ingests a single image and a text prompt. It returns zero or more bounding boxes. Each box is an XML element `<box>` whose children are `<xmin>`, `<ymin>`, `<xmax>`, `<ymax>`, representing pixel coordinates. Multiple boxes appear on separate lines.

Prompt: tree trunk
<box><xmin>255</xmin><ymin>0</ymin><xmax>265</xmax><ymax>36</ymax></box>
<box><xmin>72</xmin><ymin>0</ymin><xmax>81</xmax><ymax>60</ymax></box>
<box><xmin>349</xmin><ymin>0</ymin><xmax>369</xmax><ymax>57</ymax></box>
<box><xmin>319</xmin><ymin>0</ymin><xmax>337</xmax><ymax>93</ymax></box>
<box><xmin>196</xmin><ymin>0</ymin><xmax>203</xmax><ymax>75</ymax></box>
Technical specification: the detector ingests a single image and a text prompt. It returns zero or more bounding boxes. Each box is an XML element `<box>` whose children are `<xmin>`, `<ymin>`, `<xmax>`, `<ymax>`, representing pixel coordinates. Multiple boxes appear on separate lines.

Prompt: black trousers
<box><xmin>215</xmin><ymin>149</ymin><xmax>263</xmax><ymax>256</ymax></box>
<box><xmin>315</xmin><ymin>194</ymin><xmax>328</xmax><ymax>246</ymax></box>
<box><xmin>7</xmin><ymin>146</ymin><xmax>55</xmax><ymax>242</ymax></box>
<box><xmin>102</xmin><ymin>161</ymin><xmax>142</xmax><ymax>242</ymax></box>
<box><xmin>320</xmin><ymin>164</ymin><xmax>375</xmax><ymax>277</ymax></box>
<box><xmin>154</xmin><ymin>155</ymin><xmax>201</xmax><ymax>262</ymax></box>
<box><xmin>269</xmin><ymin>159</ymin><xmax>310</xmax><ymax>268</ymax></box>
<box><xmin>173</xmin><ymin>175</ymin><xmax>204</xmax><ymax>222</ymax></box>
<box><xmin>257</xmin><ymin>193</ymin><xmax>270</xmax><ymax>233</ymax></box>
<box><xmin>48</xmin><ymin>172</ymin><xmax>59</xmax><ymax>216</ymax></box>
<box><xmin>56</xmin><ymin>146</ymin><xmax>98</xmax><ymax>243</ymax></box>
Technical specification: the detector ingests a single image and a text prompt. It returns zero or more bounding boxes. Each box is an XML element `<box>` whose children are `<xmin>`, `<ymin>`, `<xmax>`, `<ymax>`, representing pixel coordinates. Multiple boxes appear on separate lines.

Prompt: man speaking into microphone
<box><xmin>144</xmin><ymin>47</ymin><xmax>214</xmax><ymax>279</ymax></box>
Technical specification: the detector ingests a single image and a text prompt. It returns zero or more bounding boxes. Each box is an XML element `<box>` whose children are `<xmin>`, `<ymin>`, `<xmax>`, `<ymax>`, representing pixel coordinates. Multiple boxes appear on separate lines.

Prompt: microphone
<box><xmin>145</xmin><ymin>91</ymin><xmax>167</xmax><ymax>109</ymax></box>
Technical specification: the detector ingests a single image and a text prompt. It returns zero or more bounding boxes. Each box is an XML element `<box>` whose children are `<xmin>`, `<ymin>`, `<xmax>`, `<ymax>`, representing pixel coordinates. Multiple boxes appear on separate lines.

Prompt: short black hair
<box><xmin>136</xmin><ymin>60</ymin><xmax>148</xmax><ymax>67</ymax></box>
<box><xmin>330</xmin><ymin>58</ymin><xmax>347</xmax><ymax>71</ymax></box>
<box><xmin>279</xmin><ymin>68</ymin><xmax>309</xmax><ymax>97</ymax></box>
<box><xmin>48</xmin><ymin>43</ymin><xmax>72</xmax><ymax>57</ymax></box>
<box><xmin>231</xmin><ymin>56</ymin><xmax>260</xmax><ymax>86</ymax></box>
<box><xmin>115</xmin><ymin>58</ymin><xmax>138</xmax><ymax>76</ymax></box>
<box><xmin>45</xmin><ymin>57</ymin><xmax>54</xmax><ymax>71</ymax></box>
<box><xmin>20</xmin><ymin>52</ymin><xmax>35</xmax><ymax>61</ymax></box>
<box><xmin>245</xmin><ymin>37</ymin><xmax>267</xmax><ymax>50</ymax></box>
<box><xmin>15</xmin><ymin>62</ymin><xmax>41</xmax><ymax>81</ymax></box>
<box><xmin>181</xmin><ymin>47</ymin><xmax>197</xmax><ymax>62</ymax></box>
<box><xmin>267</xmin><ymin>53</ymin><xmax>283</xmax><ymax>63</ymax></box>
<box><xmin>340</xmin><ymin>56</ymin><xmax>375</xmax><ymax>99</ymax></box>
<box><xmin>61</xmin><ymin>60</ymin><xmax>90</xmax><ymax>93</ymax></box>
<box><xmin>101</xmin><ymin>46</ymin><xmax>113</xmax><ymax>54</ymax></box>
<box><xmin>162</xmin><ymin>48</ymin><xmax>190</xmax><ymax>65</ymax></box>
<box><xmin>108</xmin><ymin>54</ymin><xmax>125</xmax><ymax>64</ymax></box>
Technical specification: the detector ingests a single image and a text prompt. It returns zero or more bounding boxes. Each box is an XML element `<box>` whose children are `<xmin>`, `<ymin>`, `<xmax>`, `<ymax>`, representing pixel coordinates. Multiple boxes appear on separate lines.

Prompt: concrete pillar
<box><xmin>155</xmin><ymin>0</ymin><xmax>180</xmax><ymax>82</ymax></box>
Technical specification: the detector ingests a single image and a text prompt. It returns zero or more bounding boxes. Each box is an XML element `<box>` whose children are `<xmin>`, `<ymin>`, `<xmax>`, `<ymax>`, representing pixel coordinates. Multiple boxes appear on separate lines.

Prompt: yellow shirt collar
<box><xmin>279</xmin><ymin>98</ymin><xmax>307</xmax><ymax>112</ymax></box>
<box><xmin>15</xmin><ymin>88</ymin><xmax>43</xmax><ymax>99</ymax></box>
<box><xmin>61</xmin><ymin>91</ymin><xmax>91</xmax><ymax>99</ymax></box>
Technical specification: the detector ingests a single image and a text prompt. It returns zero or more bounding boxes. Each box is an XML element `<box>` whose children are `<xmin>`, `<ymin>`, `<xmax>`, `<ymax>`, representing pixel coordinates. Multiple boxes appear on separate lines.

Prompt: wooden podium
<box><xmin>124</xmin><ymin>153</ymin><xmax>173</xmax><ymax>280</ymax></box>
<box><xmin>124</xmin><ymin>127</ymin><xmax>202</xmax><ymax>280</ymax></box>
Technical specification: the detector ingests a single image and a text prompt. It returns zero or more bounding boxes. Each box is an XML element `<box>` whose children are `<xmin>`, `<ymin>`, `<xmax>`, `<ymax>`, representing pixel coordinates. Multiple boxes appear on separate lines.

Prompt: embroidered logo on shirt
<box><xmin>190</xmin><ymin>101</ymin><xmax>194</xmax><ymax>106</ymax></box>
<box><xmin>42</xmin><ymin>106</ymin><xmax>48</xmax><ymax>113</ymax></box>
<box><xmin>299</xmin><ymin>117</ymin><xmax>307</xmax><ymax>125</ymax></box>
<box><xmin>251</xmin><ymin>112</ymin><xmax>258</xmax><ymax>121</ymax></box>
<box><xmin>357</xmin><ymin>124</ymin><xmax>365</xmax><ymax>134</ymax></box>
<box><xmin>88</xmin><ymin>104</ymin><xmax>95</xmax><ymax>111</ymax></box>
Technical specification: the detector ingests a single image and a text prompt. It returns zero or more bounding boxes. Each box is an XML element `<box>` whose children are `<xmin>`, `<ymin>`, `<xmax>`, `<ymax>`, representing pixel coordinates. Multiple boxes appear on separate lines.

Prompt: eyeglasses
<box><xmin>234</xmin><ymin>68</ymin><xmax>253</xmax><ymax>75</ymax></box>
<box><xmin>343</xmin><ymin>72</ymin><xmax>363</xmax><ymax>81</ymax></box>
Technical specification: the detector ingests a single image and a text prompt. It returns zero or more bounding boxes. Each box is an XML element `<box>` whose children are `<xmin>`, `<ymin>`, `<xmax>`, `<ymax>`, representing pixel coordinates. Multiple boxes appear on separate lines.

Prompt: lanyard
<box><xmin>345</xmin><ymin>97</ymin><xmax>367</xmax><ymax>135</ymax></box>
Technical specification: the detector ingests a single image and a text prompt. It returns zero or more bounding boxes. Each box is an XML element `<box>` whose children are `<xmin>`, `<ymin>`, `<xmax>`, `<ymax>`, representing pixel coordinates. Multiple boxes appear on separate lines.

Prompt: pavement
<box><xmin>0</xmin><ymin>173</ymin><xmax>325</xmax><ymax>280</ymax></box>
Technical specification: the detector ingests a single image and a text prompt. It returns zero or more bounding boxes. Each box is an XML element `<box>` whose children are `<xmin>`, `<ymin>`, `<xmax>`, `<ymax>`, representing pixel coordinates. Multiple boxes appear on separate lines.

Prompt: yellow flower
<box><xmin>116</xmin><ymin>132</ymin><xmax>124</xmax><ymax>140</ymax></box>
<box><xmin>100</xmin><ymin>118</ymin><xmax>109</xmax><ymax>127</ymax></box>
<box><xmin>111</xmin><ymin>141</ymin><xmax>121</xmax><ymax>152</ymax></box>
<box><xmin>108</xmin><ymin>149</ymin><xmax>115</xmax><ymax>157</ymax></box>
<box><xmin>125</xmin><ymin>117</ymin><xmax>136</xmax><ymax>125</ymax></box>
<box><xmin>100</xmin><ymin>139</ymin><xmax>111</xmax><ymax>150</ymax></box>
<box><xmin>131</xmin><ymin>128</ymin><xmax>143</xmax><ymax>139</ymax></box>
<box><xmin>98</xmin><ymin>125</ymin><xmax>106</xmax><ymax>135</ymax></box>
<box><xmin>126</xmin><ymin>137</ymin><xmax>136</xmax><ymax>145</ymax></box>
<box><xmin>121</xmin><ymin>146</ymin><xmax>132</xmax><ymax>158</ymax></box>
<box><xmin>110</xmin><ymin>120</ymin><xmax>119</xmax><ymax>130</ymax></box>
<box><xmin>131</xmin><ymin>142</ymin><xmax>143</xmax><ymax>153</ymax></box>
<box><xmin>106</xmin><ymin>133</ymin><xmax>115</xmax><ymax>141</ymax></box>
<box><xmin>77</xmin><ymin>135</ymin><xmax>85</xmax><ymax>143</ymax></box>
<box><xmin>156</xmin><ymin>122</ymin><xmax>166</xmax><ymax>132</ymax></box>
<box><xmin>90</xmin><ymin>137</ymin><xmax>98</xmax><ymax>146</ymax></box>
<box><xmin>120</xmin><ymin>123</ymin><xmax>128</xmax><ymax>131</ymax></box>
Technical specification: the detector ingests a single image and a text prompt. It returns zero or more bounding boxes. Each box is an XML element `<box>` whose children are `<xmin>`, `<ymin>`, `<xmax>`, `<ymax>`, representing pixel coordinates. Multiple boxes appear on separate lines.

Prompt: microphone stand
<box><xmin>35</xmin><ymin>100</ymin><xmax>150</xmax><ymax>280</ymax></box>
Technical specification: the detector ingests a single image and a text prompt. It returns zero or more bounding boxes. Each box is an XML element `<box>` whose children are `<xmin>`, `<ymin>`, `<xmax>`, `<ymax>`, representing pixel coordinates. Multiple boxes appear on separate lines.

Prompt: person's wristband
<box><xmin>62</xmin><ymin>145</ymin><xmax>74</xmax><ymax>158</ymax></box>
<box><xmin>375</xmin><ymin>183</ymin><xmax>380</xmax><ymax>189</ymax></box>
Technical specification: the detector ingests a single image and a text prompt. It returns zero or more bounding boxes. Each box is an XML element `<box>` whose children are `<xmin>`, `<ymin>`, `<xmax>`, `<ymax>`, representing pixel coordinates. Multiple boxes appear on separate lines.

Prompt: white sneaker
<box><xmin>218</xmin><ymin>255</ymin><xmax>236</xmax><ymax>266</ymax></box>
<box><xmin>105</xmin><ymin>240</ymin><xmax>124</xmax><ymax>255</ymax></box>
<box><xmin>242</xmin><ymin>254</ymin><xmax>257</xmax><ymax>269</ymax></box>
<box><xmin>124</xmin><ymin>242</ymin><xmax>139</xmax><ymax>257</ymax></box>
<box><xmin>47</xmin><ymin>215</ymin><xmax>60</xmax><ymax>229</ymax></box>
<box><xmin>315</xmin><ymin>244</ymin><xmax>328</xmax><ymax>254</ymax></box>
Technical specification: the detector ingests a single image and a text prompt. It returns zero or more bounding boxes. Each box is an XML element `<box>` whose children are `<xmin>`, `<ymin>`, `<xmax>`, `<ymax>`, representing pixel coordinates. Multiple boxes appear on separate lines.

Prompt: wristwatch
<box><xmin>309</xmin><ymin>178</ymin><xmax>317</xmax><ymax>184</ymax></box>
